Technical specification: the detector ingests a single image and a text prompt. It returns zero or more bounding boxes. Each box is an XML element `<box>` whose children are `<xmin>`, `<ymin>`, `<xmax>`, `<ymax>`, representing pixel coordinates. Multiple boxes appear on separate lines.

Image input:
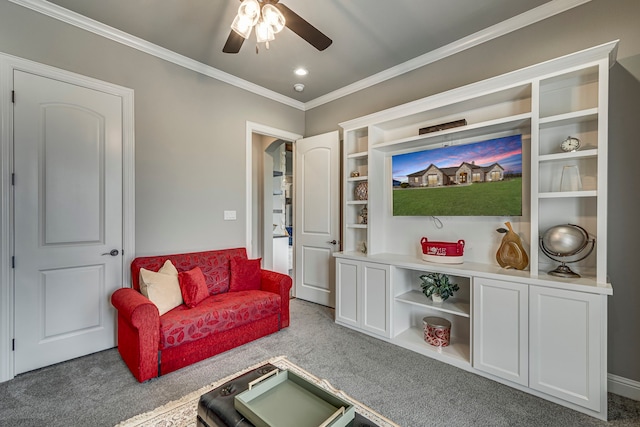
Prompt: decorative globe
<box><xmin>539</xmin><ymin>224</ymin><xmax>595</xmax><ymax>278</ymax></box>
<box><xmin>541</xmin><ymin>224</ymin><xmax>588</xmax><ymax>257</ymax></box>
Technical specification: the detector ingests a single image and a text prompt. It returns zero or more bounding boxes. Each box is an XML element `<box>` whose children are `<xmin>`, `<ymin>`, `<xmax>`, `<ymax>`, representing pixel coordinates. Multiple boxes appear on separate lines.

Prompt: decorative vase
<box><xmin>431</xmin><ymin>293</ymin><xmax>443</xmax><ymax>303</ymax></box>
<box><xmin>354</xmin><ymin>181</ymin><xmax>368</xmax><ymax>200</ymax></box>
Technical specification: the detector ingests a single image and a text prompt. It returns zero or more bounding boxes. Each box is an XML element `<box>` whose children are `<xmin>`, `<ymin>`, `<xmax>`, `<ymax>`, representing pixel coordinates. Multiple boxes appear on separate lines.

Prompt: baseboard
<box><xmin>608</xmin><ymin>374</ymin><xmax>640</xmax><ymax>401</ymax></box>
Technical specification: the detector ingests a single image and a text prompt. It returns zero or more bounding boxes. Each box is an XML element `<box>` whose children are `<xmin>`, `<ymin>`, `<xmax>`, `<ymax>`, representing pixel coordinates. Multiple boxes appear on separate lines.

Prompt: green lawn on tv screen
<box><xmin>393</xmin><ymin>178</ymin><xmax>522</xmax><ymax>216</ymax></box>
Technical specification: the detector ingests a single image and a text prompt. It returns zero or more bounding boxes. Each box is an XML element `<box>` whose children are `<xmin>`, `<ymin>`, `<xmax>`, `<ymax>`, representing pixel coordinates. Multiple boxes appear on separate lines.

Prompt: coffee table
<box><xmin>197</xmin><ymin>364</ymin><xmax>379</xmax><ymax>427</ymax></box>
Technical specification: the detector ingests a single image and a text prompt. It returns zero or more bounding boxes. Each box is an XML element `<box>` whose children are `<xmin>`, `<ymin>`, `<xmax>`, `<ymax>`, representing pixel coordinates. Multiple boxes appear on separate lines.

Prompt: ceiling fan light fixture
<box><xmin>261</xmin><ymin>4</ymin><xmax>286</xmax><ymax>34</ymax></box>
<box><xmin>231</xmin><ymin>14</ymin><xmax>254</xmax><ymax>39</ymax></box>
<box><xmin>237</xmin><ymin>0</ymin><xmax>260</xmax><ymax>25</ymax></box>
<box><xmin>255</xmin><ymin>19</ymin><xmax>274</xmax><ymax>43</ymax></box>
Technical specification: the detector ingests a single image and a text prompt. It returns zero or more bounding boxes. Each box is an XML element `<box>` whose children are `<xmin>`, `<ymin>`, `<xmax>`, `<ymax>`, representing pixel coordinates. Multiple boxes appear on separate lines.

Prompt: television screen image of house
<box><xmin>391</xmin><ymin>135</ymin><xmax>523</xmax><ymax>217</ymax></box>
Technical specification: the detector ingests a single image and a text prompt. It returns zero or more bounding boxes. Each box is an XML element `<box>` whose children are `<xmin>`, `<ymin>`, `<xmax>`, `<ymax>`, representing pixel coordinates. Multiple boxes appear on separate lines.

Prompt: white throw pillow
<box><xmin>139</xmin><ymin>260</ymin><xmax>183</xmax><ymax>315</ymax></box>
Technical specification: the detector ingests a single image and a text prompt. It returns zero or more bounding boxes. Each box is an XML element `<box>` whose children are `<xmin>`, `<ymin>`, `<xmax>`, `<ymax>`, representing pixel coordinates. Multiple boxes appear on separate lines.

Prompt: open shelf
<box><xmin>395</xmin><ymin>290</ymin><xmax>470</xmax><ymax>318</ymax></box>
<box><xmin>538</xmin><ymin>190</ymin><xmax>597</xmax><ymax>198</ymax></box>
<box><xmin>346</xmin><ymin>224</ymin><xmax>367</xmax><ymax>229</ymax></box>
<box><xmin>394</xmin><ymin>327</ymin><xmax>470</xmax><ymax>366</ymax></box>
<box><xmin>372</xmin><ymin>113</ymin><xmax>531</xmax><ymax>154</ymax></box>
<box><xmin>538</xmin><ymin>149</ymin><xmax>597</xmax><ymax>163</ymax></box>
<box><xmin>539</xmin><ymin>108</ymin><xmax>598</xmax><ymax>126</ymax></box>
<box><xmin>347</xmin><ymin>151</ymin><xmax>368</xmax><ymax>159</ymax></box>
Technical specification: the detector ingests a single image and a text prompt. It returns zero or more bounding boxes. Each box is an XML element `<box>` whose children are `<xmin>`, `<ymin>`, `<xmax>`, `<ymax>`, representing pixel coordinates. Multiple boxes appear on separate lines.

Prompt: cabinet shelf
<box><xmin>346</xmin><ymin>200</ymin><xmax>368</xmax><ymax>205</ymax></box>
<box><xmin>347</xmin><ymin>175</ymin><xmax>368</xmax><ymax>182</ymax></box>
<box><xmin>539</xmin><ymin>108</ymin><xmax>598</xmax><ymax>127</ymax></box>
<box><xmin>372</xmin><ymin>113</ymin><xmax>531</xmax><ymax>153</ymax></box>
<box><xmin>347</xmin><ymin>151</ymin><xmax>368</xmax><ymax>159</ymax></box>
<box><xmin>394</xmin><ymin>327</ymin><xmax>470</xmax><ymax>366</ymax></box>
<box><xmin>538</xmin><ymin>149</ymin><xmax>597</xmax><ymax>162</ymax></box>
<box><xmin>395</xmin><ymin>290</ymin><xmax>470</xmax><ymax>318</ymax></box>
<box><xmin>538</xmin><ymin>190</ymin><xmax>597</xmax><ymax>198</ymax></box>
<box><xmin>347</xmin><ymin>224</ymin><xmax>368</xmax><ymax>229</ymax></box>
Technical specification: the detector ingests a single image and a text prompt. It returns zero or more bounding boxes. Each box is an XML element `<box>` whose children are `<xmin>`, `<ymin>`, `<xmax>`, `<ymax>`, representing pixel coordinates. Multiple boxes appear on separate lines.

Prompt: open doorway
<box><xmin>264</xmin><ymin>141</ymin><xmax>293</xmax><ymax>278</ymax></box>
<box><xmin>247</xmin><ymin>123</ymin><xmax>301</xmax><ymax>296</ymax></box>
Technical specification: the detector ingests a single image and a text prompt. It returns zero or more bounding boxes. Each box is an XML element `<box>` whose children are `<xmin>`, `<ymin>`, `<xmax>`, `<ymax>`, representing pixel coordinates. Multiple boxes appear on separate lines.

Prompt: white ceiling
<box><xmin>21</xmin><ymin>0</ymin><xmax>587</xmax><ymax>107</ymax></box>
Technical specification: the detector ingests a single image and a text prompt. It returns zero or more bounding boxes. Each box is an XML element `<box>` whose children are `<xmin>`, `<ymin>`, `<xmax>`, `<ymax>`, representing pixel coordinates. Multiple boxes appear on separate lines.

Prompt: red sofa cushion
<box><xmin>158</xmin><ymin>290</ymin><xmax>281</xmax><ymax>349</ymax></box>
<box><xmin>178</xmin><ymin>267</ymin><xmax>209</xmax><ymax>308</ymax></box>
<box><xmin>229</xmin><ymin>257</ymin><xmax>262</xmax><ymax>292</ymax></box>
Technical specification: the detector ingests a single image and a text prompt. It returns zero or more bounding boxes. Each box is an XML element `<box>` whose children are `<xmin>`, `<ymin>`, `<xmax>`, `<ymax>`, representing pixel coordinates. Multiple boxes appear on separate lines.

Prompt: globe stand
<box><xmin>548</xmin><ymin>262</ymin><xmax>581</xmax><ymax>278</ymax></box>
<box><xmin>539</xmin><ymin>236</ymin><xmax>595</xmax><ymax>279</ymax></box>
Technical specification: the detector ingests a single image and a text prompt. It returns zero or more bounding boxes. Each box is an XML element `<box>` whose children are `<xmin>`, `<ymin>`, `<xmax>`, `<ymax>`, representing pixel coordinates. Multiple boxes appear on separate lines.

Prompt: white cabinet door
<box><xmin>473</xmin><ymin>278</ymin><xmax>528</xmax><ymax>386</ymax></box>
<box><xmin>530</xmin><ymin>286</ymin><xmax>604</xmax><ymax>411</ymax></box>
<box><xmin>362</xmin><ymin>262</ymin><xmax>391</xmax><ymax>338</ymax></box>
<box><xmin>335</xmin><ymin>258</ymin><xmax>360</xmax><ymax>328</ymax></box>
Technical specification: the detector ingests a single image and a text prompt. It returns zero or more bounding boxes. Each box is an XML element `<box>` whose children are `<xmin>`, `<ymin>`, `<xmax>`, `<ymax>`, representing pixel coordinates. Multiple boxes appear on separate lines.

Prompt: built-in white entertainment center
<box><xmin>334</xmin><ymin>41</ymin><xmax>617</xmax><ymax>420</ymax></box>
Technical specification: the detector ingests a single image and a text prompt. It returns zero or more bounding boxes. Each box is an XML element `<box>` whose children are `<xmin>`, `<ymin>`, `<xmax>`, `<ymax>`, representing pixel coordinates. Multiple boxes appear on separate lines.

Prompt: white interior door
<box><xmin>294</xmin><ymin>131</ymin><xmax>340</xmax><ymax>307</ymax></box>
<box><xmin>13</xmin><ymin>70</ymin><xmax>123</xmax><ymax>374</ymax></box>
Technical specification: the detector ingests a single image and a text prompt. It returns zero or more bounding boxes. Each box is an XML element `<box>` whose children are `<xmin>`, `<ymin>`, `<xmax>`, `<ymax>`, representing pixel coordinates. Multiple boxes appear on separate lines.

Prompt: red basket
<box><xmin>420</xmin><ymin>237</ymin><xmax>465</xmax><ymax>263</ymax></box>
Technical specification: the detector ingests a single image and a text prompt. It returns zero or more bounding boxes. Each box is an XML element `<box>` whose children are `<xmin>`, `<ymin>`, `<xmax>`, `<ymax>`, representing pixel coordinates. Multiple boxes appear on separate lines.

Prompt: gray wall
<box><xmin>0</xmin><ymin>1</ymin><xmax>304</xmax><ymax>256</ymax></box>
<box><xmin>305</xmin><ymin>0</ymin><xmax>640</xmax><ymax>383</ymax></box>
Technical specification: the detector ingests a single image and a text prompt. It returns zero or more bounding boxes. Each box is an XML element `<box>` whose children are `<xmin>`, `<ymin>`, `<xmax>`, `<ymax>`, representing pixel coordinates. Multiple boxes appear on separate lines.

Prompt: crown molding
<box><xmin>11</xmin><ymin>0</ymin><xmax>591</xmax><ymax>112</ymax></box>
<box><xmin>305</xmin><ymin>0</ymin><xmax>592</xmax><ymax>110</ymax></box>
<box><xmin>8</xmin><ymin>0</ymin><xmax>306</xmax><ymax>111</ymax></box>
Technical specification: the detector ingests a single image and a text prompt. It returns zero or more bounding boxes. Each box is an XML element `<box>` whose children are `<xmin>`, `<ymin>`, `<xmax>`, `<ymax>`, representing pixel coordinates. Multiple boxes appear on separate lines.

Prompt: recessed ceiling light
<box><xmin>294</xmin><ymin>67</ymin><xmax>308</xmax><ymax>76</ymax></box>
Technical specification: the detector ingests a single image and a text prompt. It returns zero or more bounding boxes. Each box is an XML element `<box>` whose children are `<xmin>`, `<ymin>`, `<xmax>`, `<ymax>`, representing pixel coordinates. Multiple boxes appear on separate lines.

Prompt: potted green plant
<box><xmin>419</xmin><ymin>272</ymin><xmax>459</xmax><ymax>303</ymax></box>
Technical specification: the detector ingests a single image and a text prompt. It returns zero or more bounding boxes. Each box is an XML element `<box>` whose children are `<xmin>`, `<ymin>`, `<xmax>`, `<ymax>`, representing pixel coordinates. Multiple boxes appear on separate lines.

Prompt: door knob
<box><xmin>327</xmin><ymin>240</ymin><xmax>337</xmax><ymax>245</ymax></box>
<box><xmin>102</xmin><ymin>249</ymin><xmax>120</xmax><ymax>256</ymax></box>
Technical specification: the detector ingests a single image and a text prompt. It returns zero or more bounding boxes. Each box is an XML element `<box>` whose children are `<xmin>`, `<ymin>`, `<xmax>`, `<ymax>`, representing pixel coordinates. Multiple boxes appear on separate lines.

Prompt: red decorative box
<box><xmin>423</xmin><ymin>316</ymin><xmax>451</xmax><ymax>347</ymax></box>
<box><xmin>420</xmin><ymin>237</ymin><xmax>465</xmax><ymax>264</ymax></box>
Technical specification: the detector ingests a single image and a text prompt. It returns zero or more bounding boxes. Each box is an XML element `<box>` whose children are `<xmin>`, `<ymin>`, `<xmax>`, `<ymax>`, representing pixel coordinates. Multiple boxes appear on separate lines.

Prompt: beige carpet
<box><xmin>115</xmin><ymin>356</ymin><xmax>399</xmax><ymax>427</ymax></box>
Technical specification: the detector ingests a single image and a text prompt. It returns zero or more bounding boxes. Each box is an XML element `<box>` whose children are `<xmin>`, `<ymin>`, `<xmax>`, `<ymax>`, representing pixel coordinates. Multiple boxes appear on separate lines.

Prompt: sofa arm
<box><xmin>260</xmin><ymin>270</ymin><xmax>293</xmax><ymax>328</ymax></box>
<box><xmin>111</xmin><ymin>288</ymin><xmax>161</xmax><ymax>382</ymax></box>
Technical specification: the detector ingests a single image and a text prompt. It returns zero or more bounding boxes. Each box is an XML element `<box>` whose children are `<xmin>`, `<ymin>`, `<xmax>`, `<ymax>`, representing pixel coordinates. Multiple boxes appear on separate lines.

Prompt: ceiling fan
<box><xmin>223</xmin><ymin>0</ymin><xmax>332</xmax><ymax>53</ymax></box>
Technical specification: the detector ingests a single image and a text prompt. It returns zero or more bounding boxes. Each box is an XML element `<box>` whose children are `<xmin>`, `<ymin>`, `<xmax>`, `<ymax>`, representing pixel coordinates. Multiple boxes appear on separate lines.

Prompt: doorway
<box><xmin>246</xmin><ymin>123</ymin><xmax>301</xmax><ymax>295</ymax></box>
<box><xmin>264</xmin><ymin>141</ymin><xmax>294</xmax><ymax>278</ymax></box>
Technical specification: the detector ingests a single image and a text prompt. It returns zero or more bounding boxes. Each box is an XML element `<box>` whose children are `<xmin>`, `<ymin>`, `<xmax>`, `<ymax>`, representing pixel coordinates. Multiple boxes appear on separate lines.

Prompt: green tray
<box><xmin>234</xmin><ymin>369</ymin><xmax>355</xmax><ymax>427</ymax></box>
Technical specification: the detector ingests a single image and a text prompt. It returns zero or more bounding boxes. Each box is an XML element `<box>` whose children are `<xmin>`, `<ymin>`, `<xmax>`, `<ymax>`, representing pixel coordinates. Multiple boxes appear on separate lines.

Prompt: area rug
<box><xmin>115</xmin><ymin>355</ymin><xmax>399</xmax><ymax>427</ymax></box>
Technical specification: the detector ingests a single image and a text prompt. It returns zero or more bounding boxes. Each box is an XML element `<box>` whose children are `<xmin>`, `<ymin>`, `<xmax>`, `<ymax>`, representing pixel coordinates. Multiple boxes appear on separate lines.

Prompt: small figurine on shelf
<box><xmin>496</xmin><ymin>222</ymin><xmax>529</xmax><ymax>270</ymax></box>
<box><xmin>360</xmin><ymin>241</ymin><xmax>367</xmax><ymax>254</ymax></box>
<box><xmin>359</xmin><ymin>206</ymin><xmax>368</xmax><ymax>224</ymax></box>
<box><xmin>354</xmin><ymin>181</ymin><xmax>368</xmax><ymax>200</ymax></box>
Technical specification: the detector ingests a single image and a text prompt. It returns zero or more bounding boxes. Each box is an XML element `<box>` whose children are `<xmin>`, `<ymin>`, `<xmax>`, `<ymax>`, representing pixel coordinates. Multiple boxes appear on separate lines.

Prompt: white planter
<box><xmin>431</xmin><ymin>293</ymin><xmax>443</xmax><ymax>303</ymax></box>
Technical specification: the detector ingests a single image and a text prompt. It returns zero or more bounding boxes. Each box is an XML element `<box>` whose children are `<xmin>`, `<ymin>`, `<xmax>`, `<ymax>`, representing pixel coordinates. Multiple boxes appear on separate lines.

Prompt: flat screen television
<box><xmin>392</xmin><ymin>134</ymin><xmax>522</xmax><ymax>216</ymax></box>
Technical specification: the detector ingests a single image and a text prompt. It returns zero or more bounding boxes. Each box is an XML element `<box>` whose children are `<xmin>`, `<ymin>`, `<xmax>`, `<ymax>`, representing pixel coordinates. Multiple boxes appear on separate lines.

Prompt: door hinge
<box><xmin>12</xmin><ymin>90</ymin><xmax>15</xmax><ymax>103</ymax></box>
<box><xmin>11</xmin><ymin>173</ymin><xmax>15</xmax><ymax>186</ymax></box>
<box><xmin>12</xmin><ymin>339</ymin><xmax>15</xmax><ymax>351</ymax></box>
<box><xmin>11</xmin><ymin>256</ymin><xmax>15</xmax><ymax>269</ymax></box>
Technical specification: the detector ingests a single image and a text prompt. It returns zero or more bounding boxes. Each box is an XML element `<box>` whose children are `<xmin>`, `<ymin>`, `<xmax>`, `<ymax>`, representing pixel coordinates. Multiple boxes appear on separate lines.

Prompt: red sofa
<box><xmin>111</xmin><ymin>248</ymin><xmax>292</xmax><ymax>382</ymax></box>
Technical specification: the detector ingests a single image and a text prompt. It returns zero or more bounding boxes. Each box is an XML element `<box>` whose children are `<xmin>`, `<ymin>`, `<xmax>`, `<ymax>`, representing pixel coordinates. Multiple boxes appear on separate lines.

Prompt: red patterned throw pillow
<box><xmin>178</xmin><ymin>266</ymin><xmax>209</xmax><ymax>308</ymax></box>
<box><xmin>229</xmin><ymin>257</ymin><xmax>262</xmax><ymax>292</ymax></box>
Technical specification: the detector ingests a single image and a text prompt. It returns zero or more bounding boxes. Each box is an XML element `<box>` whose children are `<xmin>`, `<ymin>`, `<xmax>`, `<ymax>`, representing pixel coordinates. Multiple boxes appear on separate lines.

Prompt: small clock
<box><xmin>561</xmin><ymin>136</ymin><xmax>581</xmax><ymax>152</ymax></box>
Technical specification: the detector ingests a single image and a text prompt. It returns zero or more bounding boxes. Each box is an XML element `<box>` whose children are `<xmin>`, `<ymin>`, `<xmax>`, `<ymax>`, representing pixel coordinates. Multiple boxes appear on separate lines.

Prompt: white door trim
<box><xmin>245</xmin><ymin>121</ymin><xmax>302</xmax><ymax>258</ymax></box>
<box><xmin>0</xmin><ymin>52</ymin><xmax>135</xmax><ymax>382</ymax></box>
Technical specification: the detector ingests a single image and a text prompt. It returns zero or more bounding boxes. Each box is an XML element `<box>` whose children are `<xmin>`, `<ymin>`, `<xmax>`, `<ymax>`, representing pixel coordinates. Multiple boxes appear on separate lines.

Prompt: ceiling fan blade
<box><xmin>275</xmin><ymin>3</ymin><xmax>332</xmax><ymax>51</ymax></box>
<box><xmin>223</xmin><ymin>30</ymin><xmax>245</xmax><ymax>53</ymax></box>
